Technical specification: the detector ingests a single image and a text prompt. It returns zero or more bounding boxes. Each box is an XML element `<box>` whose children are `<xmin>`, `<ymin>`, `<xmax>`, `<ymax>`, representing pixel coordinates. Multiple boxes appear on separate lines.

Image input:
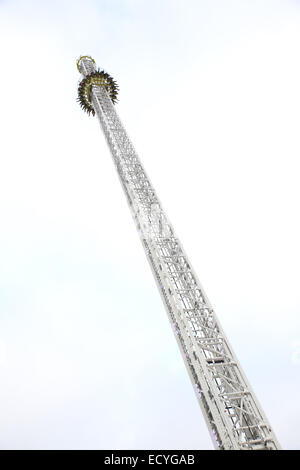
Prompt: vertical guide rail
<box><xmin>78</xmin><ymin>57</ymin><xmax>281</xmax><ymax>450</ymax></box>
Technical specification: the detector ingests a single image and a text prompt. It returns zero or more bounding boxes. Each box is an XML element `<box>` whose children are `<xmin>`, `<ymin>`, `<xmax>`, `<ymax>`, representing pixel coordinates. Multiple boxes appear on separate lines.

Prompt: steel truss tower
<box><xmin>76</xmin><ymin>56</ymin><xmax>280</xmax><ymax>450</ymax></box>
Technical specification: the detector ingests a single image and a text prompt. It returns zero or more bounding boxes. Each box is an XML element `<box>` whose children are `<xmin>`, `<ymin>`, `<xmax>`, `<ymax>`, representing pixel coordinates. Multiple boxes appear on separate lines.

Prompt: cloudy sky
<box><xmin>0</xmin><ymin>0</ymin><xmax>299</xmax><ymax>450</ymax></box>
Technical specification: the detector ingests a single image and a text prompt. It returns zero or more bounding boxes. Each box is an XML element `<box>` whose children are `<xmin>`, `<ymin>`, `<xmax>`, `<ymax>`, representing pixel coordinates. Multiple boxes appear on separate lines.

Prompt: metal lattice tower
<box><xmin>76</xmin><ymin>56</ymin><xmax>281</xmax><ymax>450</ymax></box>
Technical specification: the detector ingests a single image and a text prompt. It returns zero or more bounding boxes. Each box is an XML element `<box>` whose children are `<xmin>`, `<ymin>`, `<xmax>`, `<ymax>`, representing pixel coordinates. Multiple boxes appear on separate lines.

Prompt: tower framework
<box><xmin>77</xmin><ymin>56</ymin><xmax>281</xmax><ymax>450</ymax></box>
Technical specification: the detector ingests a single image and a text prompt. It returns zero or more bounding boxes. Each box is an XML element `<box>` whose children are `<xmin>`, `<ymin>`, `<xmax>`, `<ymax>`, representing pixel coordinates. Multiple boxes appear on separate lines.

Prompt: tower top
<box><xmin>76</xmin><ymin>55</ymin><xmax>96</xmax><ymax>74</ymax></box>
<box><xmin>76</xmin><ymin>55</ymin><xmax>119</xmax><ymax>115</ymax></box>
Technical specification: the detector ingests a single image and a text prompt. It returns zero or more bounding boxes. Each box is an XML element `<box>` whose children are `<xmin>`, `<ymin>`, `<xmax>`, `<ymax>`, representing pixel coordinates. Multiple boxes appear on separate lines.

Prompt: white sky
<box><xmin>0</xmin><ymin>0</ymin><xmax>299</xmax><ymax>450</ymax></box>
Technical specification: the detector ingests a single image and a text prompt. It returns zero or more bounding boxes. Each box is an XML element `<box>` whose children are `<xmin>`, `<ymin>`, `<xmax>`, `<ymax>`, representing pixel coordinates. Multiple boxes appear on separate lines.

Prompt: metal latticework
<box><xmin>77</xmin><ymin>56</ymin><xmax>281</xmax><ymax>450</ymax></box>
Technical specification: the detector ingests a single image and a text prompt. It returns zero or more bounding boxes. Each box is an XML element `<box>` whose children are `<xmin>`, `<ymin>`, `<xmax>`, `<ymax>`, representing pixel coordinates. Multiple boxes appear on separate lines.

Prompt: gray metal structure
<box><xmin>77</xmin><ymin>56</ymin><xmax>281</xmax><ymax>450</ymax></box>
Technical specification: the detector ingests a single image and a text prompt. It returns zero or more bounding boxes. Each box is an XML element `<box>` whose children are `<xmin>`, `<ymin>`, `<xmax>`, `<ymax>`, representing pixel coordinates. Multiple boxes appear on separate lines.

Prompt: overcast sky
<box><xmin>0</xmin><ymin>0</ymin><xmax>299</xmax><ymax>450</ymax></box>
